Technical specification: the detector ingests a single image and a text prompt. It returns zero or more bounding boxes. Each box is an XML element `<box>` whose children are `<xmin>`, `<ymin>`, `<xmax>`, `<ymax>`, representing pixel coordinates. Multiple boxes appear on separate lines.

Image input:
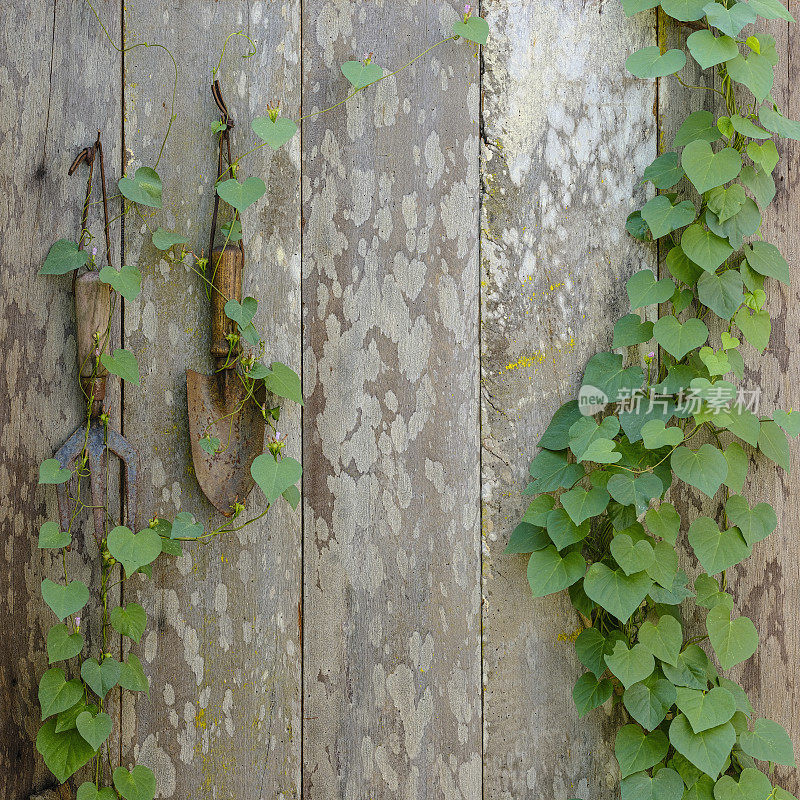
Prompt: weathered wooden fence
<box><xmin>1</xmin><ymin>0</ymin><xmax>797</xmax><ymax>798</ymax></box>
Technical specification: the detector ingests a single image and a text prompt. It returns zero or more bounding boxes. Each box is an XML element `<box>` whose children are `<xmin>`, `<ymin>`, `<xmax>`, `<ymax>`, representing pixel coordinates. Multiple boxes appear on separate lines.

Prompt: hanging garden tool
<box><xmin>54</xmin><ymin>133</ymin><xmax>139</xmax><ymax>542</ymax></box>
<box><xmin>186</xmin><ymin>81</ymin><xmax>266</xmax><ymax>515</ymax></box>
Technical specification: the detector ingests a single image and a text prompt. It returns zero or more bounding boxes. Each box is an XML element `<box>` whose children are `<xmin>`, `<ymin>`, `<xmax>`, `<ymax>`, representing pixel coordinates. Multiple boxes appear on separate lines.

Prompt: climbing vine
<box><xmin>514</xmin><ymin>0</ymin><xmax>798</xmax><ymax>797</ymax></box>
<box><xmin>34</xmin><ymin>6</ymin><xmax>487</xmax><ymax>799</ymax></box>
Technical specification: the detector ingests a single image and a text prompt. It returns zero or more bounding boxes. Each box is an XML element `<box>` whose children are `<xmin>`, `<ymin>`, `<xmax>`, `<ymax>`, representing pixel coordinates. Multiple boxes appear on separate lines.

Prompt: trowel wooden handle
<box><xmin>210</xmin><ymin>246</ymin><xmax>243</xmax><ymax>367</ymax></box>
<box><xmin>75</xmin><ymin>271</ymin><xmax>111</xmax><ymax>378</ymax></box>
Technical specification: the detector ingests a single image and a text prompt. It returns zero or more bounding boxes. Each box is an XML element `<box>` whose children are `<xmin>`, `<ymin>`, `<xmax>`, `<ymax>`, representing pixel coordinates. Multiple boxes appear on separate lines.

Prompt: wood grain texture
<box><xmin>300</xmin><ymin>2</ymin><xmax>481</xmax><ymax>797</ymax></box>
<box><xmin>480</xmin><ymin>1</ymin><xmax>656</xmax><ymax>797</ymax></box>
<box><xmin>121</xmin><ymin>2</ymin><xmax>302</xmax><ymax>797</ymax></box>
<box><xmin>0</xmin><ymin>1</ymin><xmax>122</xmax><ymax>796</ymax></box>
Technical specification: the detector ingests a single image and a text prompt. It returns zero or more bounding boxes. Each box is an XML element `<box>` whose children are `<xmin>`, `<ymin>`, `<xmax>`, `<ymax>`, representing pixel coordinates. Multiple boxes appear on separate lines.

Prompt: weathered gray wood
<box><xmin>300</xmin><ymin>3</ymin><xmax>481</xmax><ymax>796</ymax></box>
<box><xmin>121</xmin><ymin>2</ymin><xmax>302</xmax><ymax>796</ymax></box>
<box><xmin>480</xmin><ymin>1</ymin><xmax>657</xmax><ymax>796</ymax></box>
<box><xmin>729</xmin><ymin>15</ymin><xmax>800</xmax><ymax>794</ymax></box>
<box><xmin>0</xmin><ymin>1</ymin><xmax>122</xmax><ymax>796</ymax></box>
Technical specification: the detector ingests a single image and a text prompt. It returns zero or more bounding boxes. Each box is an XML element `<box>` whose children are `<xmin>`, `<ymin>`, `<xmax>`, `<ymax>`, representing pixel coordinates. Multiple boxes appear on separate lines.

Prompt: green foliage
<box><xmin>512</xmin><ymin>0</ymin><xmax>796</xmax><ymax>792</ymax></box>
<box><xmin>151</xmin><ymin>227</ymin><xmax>188</xmax><ymax>250</ymax></box>
<box><xmin>452</xmin><ymin>16</ymin><xmax>490</xmax><ymax>44</ymax></box>
<box><xmin>216</xmin><ymin>176</ymin><xmax>266</xmax><ymax>212</ymax></box>
<box><xmin>251</xmin><ymin>453</ymin><xmax>302</xmax><ymax>503</ymax></box>
<box><xmin>107</xmin><ymin>526</ymin><xmax>162</xmax><ymax>577</ymax></box>
<box><xmin>101</xmin><ymin>348</ymin><xmax>141</xmax><ymax>385</ymax></box>
<box><xmin>118</xmin><ymin>167</ymin><xmax>163</xmax><ymax>208</ymax></box>
<box><xmin>42</xmin><ymin>578</ymin><xmax>89</xmax><ymax>621</ymax></box>
<box><xmin>40</xmin><ymin>239</ymin><xmax>89</xmax><ymax>276</ymax></box>
<box><xmin>251</xmin><ymin>115</ymin><xmax>298</xmax><ymax>150</ymax></box>
<box><xmin>340</xmin><ymin>60</ymin><xmax>383</xmax><ymax>89</ymax></box>
<box><xmin>99</xmin><ymin>265</ymin><xmax>142</xmax><ymax>302</ymax></box>
<box><xmin>39</xmin><ymin>458</ymin><xmax>72</xmax><ymax>485</ymax></box>
<box><xmin>113</xmin><ymin>765</ymin><xmax>157</xmax><ymax>800</ymax></box>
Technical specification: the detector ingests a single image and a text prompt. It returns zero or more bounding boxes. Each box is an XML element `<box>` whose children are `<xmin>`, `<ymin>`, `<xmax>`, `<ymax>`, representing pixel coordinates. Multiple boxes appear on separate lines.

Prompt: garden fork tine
<box><xmin>53</xmin><ymin>133</ymin><xmax>139</xmax><ymax>544</ymax></box>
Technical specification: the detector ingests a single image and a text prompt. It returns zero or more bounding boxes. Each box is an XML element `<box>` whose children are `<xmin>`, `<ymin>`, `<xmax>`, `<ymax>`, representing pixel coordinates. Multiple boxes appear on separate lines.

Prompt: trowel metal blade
<box><xmin>186</xmin><ymin>369</ymin><xmax>266</xmax><ymax>516</ymax></box>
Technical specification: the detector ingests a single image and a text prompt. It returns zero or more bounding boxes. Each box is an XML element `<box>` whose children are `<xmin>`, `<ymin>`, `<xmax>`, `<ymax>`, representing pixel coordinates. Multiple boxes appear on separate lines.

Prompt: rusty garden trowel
<box><xmin>186</xmin><ymin>82</ymin><xmax>265</xmax><ymax>515</ymax></box>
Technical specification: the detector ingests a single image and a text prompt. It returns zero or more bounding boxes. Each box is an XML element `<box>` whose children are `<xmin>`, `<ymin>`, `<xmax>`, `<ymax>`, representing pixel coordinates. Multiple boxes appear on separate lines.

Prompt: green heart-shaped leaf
<box><xmin>758</xmin><ymin>419</ymin><xmax>790</xmax><ymax>471</ymax></box>
<box><xmin>538</xmin><ymin>399</ymin><xmax>583</xmax><ymax>450</ymax></box>
<box><xmin>676</xmin><ymin>686</ymin><xmax>736</xmax><ymax>735</ymax></box>
<box><xmin>151</xmin><ymin>227</ymin><xmax>188</xmax><ymax>250</ymax></box>
<box><xmin>694</xmin><ymin>573</ymin><xmax>733</xmax><ymax>610</ymax></box>
<box><xmin>119</xmin><ymin>654</ymin><xmax>149</xmax><ymax>695</ymax></box>
<box><xmin>688</xmin><ymin>515</ymin><xmax>750</xmax><ymax>574</ymax></box>
<box><xmin>452</xmin><ymin>15</ymin><xmax>490</xmax><ymax>44</ymax></box>
<box><xmin>646</xmin><ymin>540</ymin><xmax>679</xmax><ymax>588</ymax></box>
<box><xmin>622</xmin><ymin>0</ymin><xmax>660</xmax><ymax>14</ymax></box>
<box><xmin>674</xmin><ymin>110</ymin><xmax>722</xmax><ymax>147</ymax></box>
<box><xmin>623</xmin><ymin>674</ymin><xmax>677</xmax><ymax>730</ymax></box>
<box><xmin>654</xmin><ymin>316</ymin><xmax>709</xmax><ymax>360</ymax></box>
<box><xmin>746</xmin><ymin>139</ymin><xmax>779</xmax><ymax>174</ymax></box>
<box><xmin>671</xmin><ymin>444</ymin><xmax>727</xmax><ymax>497</ymax></box>
<box><xmin>662</xmin><ymin>0</ymin><xmax>709</xmax><ymax>19</ymax></box>
<box><xmin>704</xmin><ymin>1</ymin><xmax>757</xmax><ymax>36</ymax></box>
<box><xmin>669</xmin><ymin>713</ymin><xmax>735</xmax><ymax>778</ymax></box>
<box><xmin>738</xmin><ymin>718</ymin><xmax>795</xmax><ymax>765</ymax></box>
<box><xmin>81</xmin><ymin>657</ymin><xmax>121</xmax><ymax>700</ymax></box>
<box><xmin>626</xmin><ymin>46</ymin><xmax>687</xmax><ymax>78</ymax></box>
<box><xmin>713</xmin><ymin>768</ymin><xmax>773</xmax><ymax>800</ymax></box>
<box><xmin>680</xmin><ymin>223</ymin><xmax>734</xmax><ymax>272</ymax></box>
<box><xmin>526</xmin><ymin>545</ymin><xmax>586</xmax><ymax>597</ymax></box>
<box><xmin>340</xmin><ymin>60</ymin><xmax>383</xmax><ymax>90</ymax></box>
<box><xmin>697</xmin><ymin>269</ymin><xmax>743</xmax><ymax>322</ymax></box>
<box><xmin>39</xmin><ymin>667</ymin><xmax>84</xmax><ymax>720</ymax></box>
<box><xmin>113</xmin><ymin>765</ymin><xmax>157</xmax><ymax>800</ymax></box>
<box><xmin>643</xmin><ymin>152</ymin><xmax>685</xmax><ymax>189</ymax></box>
<box><xmin>581</xmin><ymin>352</ymin><xmax>644</xmax><ymax>402</ymax></box>
<box><xmin>107</xmin><ymin>525</ymin><xmax>162</xmax><ymax>577</ymax></box>
<box><xmin>726</xmin><ymin>52</ymin><xmax>774</xmax><ymax>101</ymax></box>
<box><xmin>36</xmin><ymin>718</ymin><xmax>95</xmax><ymax>784</ymax></box>
<box><xmin>224</xmin><ymin>296</ymin><xmax>258</xmax><ymax>329</ymax></box>
<box><xmin>251</xmin><ymin>453</ymin><xmax>302</xmax><ymax>503</ymax></box>
<box><xmin>575</xmin><ymin>628</ymin><xmax>608</xmax><ymax>678</ymax></box>
<box><xmin>610</xmin><ymin>534</ymin><xmax>655</xmax><ymax>576</ymax></box>
<box><xmin>645</xmin><ymin>503</ymin><xmax>681</xmax><ymax>544</ymax></box>
<box><xmin>747</xmin><ymin>0</ymin><xmax>794</xmax><ymax>20</ymax></box>
<box><xmin>101</xmin><ymin>348</ymin><xmax>140</xmax><ymax>385</ymax></box>
<box><xmin>744</xmin><ymin>241</ymin><xmax>789</xmax><ymax>284</ymax></box>
<box><xmin>560</xmin><ymin>486</ymin><xmax>610</xmax><ymax>525</ymax></box>
<box><xmin>77</xmin><ymin>782</ymin><xmax>117</xmax><ymax>800</ymax></box>
<box><xmin>40</xmin><ymin>239</ymin><xmax>89</xmax><ymax>275</ymax></box>
<box><xmin>99</xmin><ymin>265</ymin><xmax>142</xmax><ymax>302</ymax></box>
<box><xmin>216</xmin><ymin>176</ymin><xmax>266</xmax><ymax>213</ymax></box>
<box><xmin>583</xmin><ymin>563</ymin><xmax>653</xmax><ymax>623</ymax></box>
<box><xmin>725</xmin><ymin>495</ymin><xmax>777</xmax><ymax>545</ymax></box>
<box><xmin>620</xmin><ymin>767</ymin><xmax>684</xmax><ymax>800</ymax></box>
<box><xmin>262</xmin><ymin>361</ymin><xmax>303</xmax><ymax>405</ymax></box>
<box><xmin>527</xmin><ymin>449</ymin><xmax>584</xmax><ymax>492</ymax></box>
<box><xmin>740</xmin><ymin>164</ymin><xmax>776</xmax><ymax>207</ymax></box>
<box><xmin>641</xmin><ymin>420</ymin><xmax>683</xmax><ymax>450</ymax></box>
<box><xmin>39</xmin><ymin>521</ymin><xmax>71</xmax><ymax>549</ymax></box>
<box><xmin>110</xmin><ymin>602</ymin><xmax>147</xmax><ymax>643</ymax></box>
<box><xmin>39</xmin><ymin>458</ymin><xmax>72</xmax><ymax>485</ymax></box>
<box><xmin>734</xmin><ymin>307</ymin><xmax>771</xmax><ymax>353</ymax></box>
<box><xmin>76</xmin><ymin>710</ymin><xmax>112</xmax><ymax>750</ymax></box>
<box><xmin>118</xmin><ymin>167</ymin><xmax>162</xmax><ymax>208</ymax></box>
<box><xmin>47</xmin><ymin>623</ymin><xmax>84</xmax><ymax>663</ymax></box>
<box><xmin>638</xmin><ymin>614</ymin><xmax>683</xmax><ymax>666</ymax></box>
<box><xmin>615</xmin><ymin>724</ymin><xmax>669</xmax><ymax>778</ymax></box>
<box><xmin>706</xmin><ymin>605</ymin><xmax>758</xmax><ymax>670</ymax></box>
<box><xmin>730</xmin><ymin>113</ymin><xmax>772</xmax><ymax>138</ymax></box>
<box><xmin>612</xmin><ymin>314</ymin><xmax>654</xmax><ymax>348</ymax></box>
<box><xmin>758</xmin><ymin>106</ymin><xmax>800</xmax><ymax>141</ymax></box>
<box><xmin>572</xmin><ymin>672</ymin><xmax>613</xmax><ymax>717</ymax></box>
<box><xmin>662</xmin><ymin>644</ymin><xmax>712</xmax><ymax>690</ymax></box>
<box><xmin>41</xmin><ymin>578</ymin><xmax>89</xmax><ymax>621</ymax></box>
<box><xmin>774</xmin><ymin>409</ymin><xmax>800</xmax><ymax>438</ymax></box>
<box><xmin>170</xmin><ymin>511</ymin><xmax>204</xmax><ymax>540</ymax></box>
<box><xmin>505</xmin><ymin>522</ymin><xmax>549</xmax><ymax>554</ymax></box>
<box><xmin>627</xmin><ymin>269</ymin><xmax>677</xmax><ymax>310</ymax></box>
<box><xmin>522</xmin><ymin>495</ymin><xmax>556</xmax><ymax>526</ymax></box>
<box><xmin>546</xmin><ymin>509</ymin><xmax>590</xmax><ymax>550</ymax></box>
<box><xmin>641</xmin><ymin>196</ymin><xmax>696</xmax><ymax>238</ymax></box>
<box><xmin>605</xmin><ymin>640</ymin><xmax>655</xmax><ymax>689</ymax></box>
<box><xmin>705</xmin><ymin>184</ymin><xmax>745</xmax><ymax>224</ymax></box>
<box><xmin>569</xmin><ymin>416</ymin><xmax>620</xmax><ymax>459</ymax></box>
<box><xmin>251</xmin><ymin>115</ymin><xmax>298</xmax><ymax>150</ymax></box>
<box><xmin>682</xmin><ymin>140</ymin><xmax>742</xmax><ymax>194</ymax></box>
<box><xmin>686</xmin><ymin>30</ymin><xmax>739</xmax><ymax>68</ymax></box>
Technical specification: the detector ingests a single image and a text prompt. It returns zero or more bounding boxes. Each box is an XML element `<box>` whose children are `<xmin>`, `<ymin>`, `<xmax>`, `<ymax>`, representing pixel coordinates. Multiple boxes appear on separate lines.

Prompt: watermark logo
<box><xmin>578</xmin><ymin>385</ymin><xmax>609</xmax><ymax>416</ymax></box>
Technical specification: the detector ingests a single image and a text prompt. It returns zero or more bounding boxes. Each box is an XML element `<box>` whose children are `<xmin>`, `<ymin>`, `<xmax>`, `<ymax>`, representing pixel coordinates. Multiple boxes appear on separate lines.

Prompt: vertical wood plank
<box><xmin>0</xmin><ymin>1</ymin><xmax>122</xmax><ymax>795</ymax></box>
<box><xmin>728</xmin><ymin>12</ymin><xmax>800</xmax><ymax>794</ymax></box>
<box><xmin>480</xmin><ymin>1</ymin><xmax>656</xmax><ymax>796</ymax></box>
<box><xmin>300</xmin><ymin>2</ymin><xmax>481</xmax><ymax>796</ymax></box>
<box><xmin>121</xmin><ymin>2</ymin><xmax>302</xmax><ymax>796</ymax></box>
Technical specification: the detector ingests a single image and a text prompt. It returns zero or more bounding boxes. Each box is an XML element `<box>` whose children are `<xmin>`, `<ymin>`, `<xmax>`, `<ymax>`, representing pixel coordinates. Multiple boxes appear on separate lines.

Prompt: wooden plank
<box><xmin>727</xmin><ymin>14</ymin><xmax>800</xmax><ymax>795</ymax></box>
<box><xmin>480</xmin><ymin>1</ymin><xmax>657</xmax><ymax>796</ymax></box>
<box><xmin>300</xmin><ymin>3</ymin><xmax>481</xmax><ymax>796</ymax></box>
<box><xmin>121</xmin><ymin>2</ymin><xmax>302</xmax><ymax>796</ymax></box>
<box><xmin>0</xmin><ymin>0</ymin><xmax>122</xmax><ymax>795</ymax></box>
